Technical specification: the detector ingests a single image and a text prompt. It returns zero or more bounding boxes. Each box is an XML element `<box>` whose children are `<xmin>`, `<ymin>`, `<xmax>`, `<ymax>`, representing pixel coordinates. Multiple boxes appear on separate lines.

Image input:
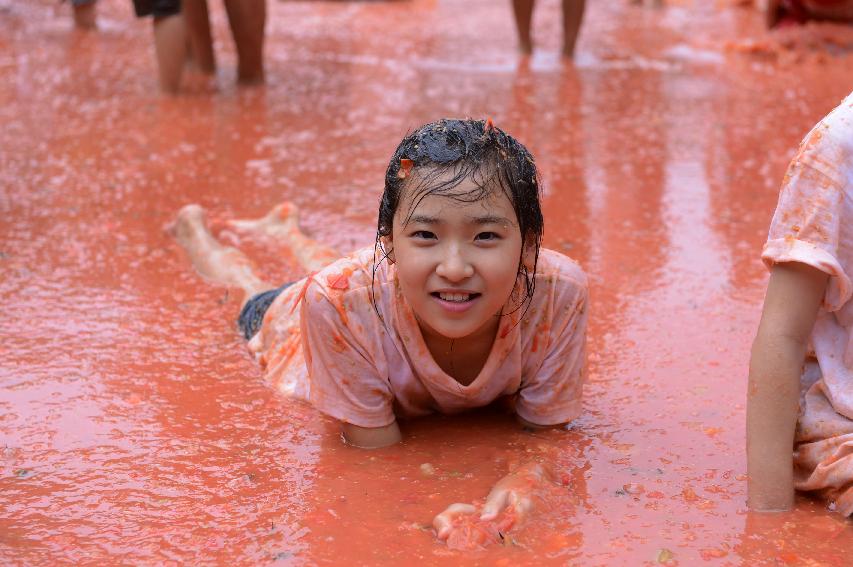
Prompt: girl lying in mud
<box><xmin>748</xmin><ymin>91</ymin><xmax>853</xmax><ymax>516</ymax></box>
<box><xmin>170</xmin><ymin>118</ymin><xmax>589</xmax><ymax>546</ymax></box>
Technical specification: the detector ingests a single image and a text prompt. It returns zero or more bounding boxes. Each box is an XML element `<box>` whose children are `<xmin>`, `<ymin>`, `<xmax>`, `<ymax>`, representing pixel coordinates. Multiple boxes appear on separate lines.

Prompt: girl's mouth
<box><xmin>432</xmin><ymin>291</ymin><xmax>481</xmax><ymax>303</ymax></box>
<box><xmin>430</xmin><ymin>291</ymin><xmax>481</xmax><ymax>313</ymax></box>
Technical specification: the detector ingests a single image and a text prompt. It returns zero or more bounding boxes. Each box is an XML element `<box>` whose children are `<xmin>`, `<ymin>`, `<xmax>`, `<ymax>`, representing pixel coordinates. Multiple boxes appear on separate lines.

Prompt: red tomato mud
<box><xmin>2</xmin><ymin>0</ymin><xmax>852</xmax><ymax>564</ymax></box>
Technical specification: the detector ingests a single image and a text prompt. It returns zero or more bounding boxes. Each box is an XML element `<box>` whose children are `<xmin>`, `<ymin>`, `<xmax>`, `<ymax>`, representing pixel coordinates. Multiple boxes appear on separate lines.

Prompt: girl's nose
<box><xmin>436</xmin><ymin>245</ymin><xmax>474</xmax><ymax>281</ymax></box>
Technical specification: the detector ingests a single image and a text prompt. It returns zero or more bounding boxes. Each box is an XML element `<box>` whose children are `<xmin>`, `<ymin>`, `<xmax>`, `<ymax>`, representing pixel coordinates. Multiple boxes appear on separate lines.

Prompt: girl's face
<box><xmin>384</xmin><ymin>176</ymin><xmax>530</xmax><ymax>344</ymax></box>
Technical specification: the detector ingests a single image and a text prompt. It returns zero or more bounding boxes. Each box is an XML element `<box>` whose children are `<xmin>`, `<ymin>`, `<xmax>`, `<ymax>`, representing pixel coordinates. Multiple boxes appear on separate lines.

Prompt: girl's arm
<box><xmin>342</xmin><ymin>421</ymin><xmax>402</xmax><ymax>449</ymax></box>
<box><xmin>747</xmin><ymin>262</ymin><xmax>827</xmax><ymax>511</ymax></box>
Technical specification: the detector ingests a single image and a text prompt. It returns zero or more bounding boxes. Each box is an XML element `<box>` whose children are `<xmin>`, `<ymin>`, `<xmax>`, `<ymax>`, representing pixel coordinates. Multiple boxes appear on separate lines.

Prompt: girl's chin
<box><xmin>419</xmin><ymin>322</ymin><xmax>479</xmax><ymax>341</ymax></box>
<box><xmin>415</xmin><ymin>312</ymin><xmax>499</xmax><ymax>343</ymax></box>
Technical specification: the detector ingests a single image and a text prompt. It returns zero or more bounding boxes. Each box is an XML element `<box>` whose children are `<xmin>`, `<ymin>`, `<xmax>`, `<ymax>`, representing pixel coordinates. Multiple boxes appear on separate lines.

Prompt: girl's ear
<box><xmin>380</xmin><ymin>235</ymin><xmax>396</xmax><ymax>263</ymax></box>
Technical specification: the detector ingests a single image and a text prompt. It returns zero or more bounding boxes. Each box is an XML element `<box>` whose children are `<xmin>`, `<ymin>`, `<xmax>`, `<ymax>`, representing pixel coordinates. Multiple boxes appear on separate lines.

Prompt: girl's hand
<box><xmin>432</xmin><ymin>461</ymin><xmax>552</xmax><ymax>549</ymax></box>
<box><xmin>480</xmin><ymin>461</ymin><xmax>549</xmax><ymax>521</ymax></box>
<box><xmin>432</xmin><ymin>503</ymin><xmax>478</xmax><ymax>541</ymax></box>
<box><xmin>432</xmin><ymin>503</ymin><xmax>516</xmax><ymax>550</ymax></box>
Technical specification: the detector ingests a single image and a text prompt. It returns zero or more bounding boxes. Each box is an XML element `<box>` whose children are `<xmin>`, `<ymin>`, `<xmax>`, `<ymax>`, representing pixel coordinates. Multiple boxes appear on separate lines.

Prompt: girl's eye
<box><xmin>475</xmin><ymin>232</ymin><xmax>500</xmax><ymax>241</ymax></box>
<box><xmin>411</xmin><ymin>230</ymin><xmax>436</xmax><ymax>240</ymax></box>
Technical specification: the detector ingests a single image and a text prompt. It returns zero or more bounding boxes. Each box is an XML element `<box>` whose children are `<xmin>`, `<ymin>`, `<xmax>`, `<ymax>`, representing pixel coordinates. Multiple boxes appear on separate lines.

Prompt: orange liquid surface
<box><xmin>1</xmin><ymin>0</ymin><xmax>852</xmax><ymax>564</ymax></box>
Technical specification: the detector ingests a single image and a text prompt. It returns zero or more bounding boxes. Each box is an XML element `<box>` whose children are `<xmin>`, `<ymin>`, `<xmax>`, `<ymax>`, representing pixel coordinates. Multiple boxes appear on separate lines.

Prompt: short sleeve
<box><xmin>762</xmin><ymin>122</ymin><xmax>851</xmax><ymax>311</ymax></box>
<box><xmin>300</xmin><ymin>284</ymin><xmax>396</xmax><ymax>428</ymax></box>
<box><xmin>516</xmin><ymin>280</ymin><xmax>588</xmax><ymax>426</ymax></box>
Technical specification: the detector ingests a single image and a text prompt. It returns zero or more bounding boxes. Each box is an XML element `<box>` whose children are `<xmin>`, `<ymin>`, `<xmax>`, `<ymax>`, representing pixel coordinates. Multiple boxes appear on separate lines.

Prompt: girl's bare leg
<box><xmin>170</xmin><ymin>204</ymin><xmax>272</xmax><ymax>306</ymax></box>
<box><xmin>227</xmin><ymin>202</ymin><xmax>340</xmax><ymax>273</ymax></box>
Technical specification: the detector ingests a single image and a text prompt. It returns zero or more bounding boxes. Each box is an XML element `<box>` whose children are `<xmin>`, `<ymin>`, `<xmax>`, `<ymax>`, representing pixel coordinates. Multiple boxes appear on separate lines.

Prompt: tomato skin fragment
<box><xmin>397</xmin><ymin>159</ymin><xmax>414</xmax><ymax>179</ymax></box>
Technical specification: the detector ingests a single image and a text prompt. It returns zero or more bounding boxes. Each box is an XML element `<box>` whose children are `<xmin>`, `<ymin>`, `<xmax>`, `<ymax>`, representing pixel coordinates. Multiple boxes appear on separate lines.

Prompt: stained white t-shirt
<box><xmin>762</xmin><ymin>91</ymin><xmax>853</xmax><ymax>421</ymax></box>
<box><xmin>249</xmin><ymin>246</ymin><xmax>588</xmax><ymax>428</ymax></box>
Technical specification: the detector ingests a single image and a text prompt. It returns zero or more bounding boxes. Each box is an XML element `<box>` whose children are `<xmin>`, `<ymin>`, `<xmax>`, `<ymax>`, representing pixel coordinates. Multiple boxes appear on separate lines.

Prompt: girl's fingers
<box><xmin>482</xmin><ymin>488</ymin><xmax>534</xmax><ymax>521</ymax></box>
<box><xmin>480</xmin><ymin>489</ymin><xmax>509</xmax><ymax>520</ymax></box>
<box><xmin>433</xmin><ymin>503</ymin><xmax>477</xmax><ymax>539</ymax></box>
<box><xmin>510</xmin><ymin>491</ymin><xmax>533</xmax><ymax>516</ymax></box>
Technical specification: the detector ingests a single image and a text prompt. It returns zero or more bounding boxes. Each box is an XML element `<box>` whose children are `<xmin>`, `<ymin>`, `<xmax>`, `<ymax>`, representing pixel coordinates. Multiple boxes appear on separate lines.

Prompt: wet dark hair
<box><xmin>374</xmin><ymin>118</ymin><xmax>544</xmax><ymax>315</ymax></box>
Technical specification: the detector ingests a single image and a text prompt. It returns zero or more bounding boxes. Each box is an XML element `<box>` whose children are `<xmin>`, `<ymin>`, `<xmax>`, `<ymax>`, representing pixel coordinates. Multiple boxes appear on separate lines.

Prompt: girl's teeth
<box><xmin>439</xmin><ymin>292</ymin><xmax>470</xmax><ymax>302</ymax></box>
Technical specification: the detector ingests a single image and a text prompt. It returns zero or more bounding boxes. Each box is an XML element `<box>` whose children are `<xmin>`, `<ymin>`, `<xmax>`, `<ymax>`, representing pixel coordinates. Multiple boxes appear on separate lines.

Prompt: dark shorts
<box><xmin>132</xmin><ymin>0</ymin><xmax>181</xmax><ymax>18</ymax></box>
<box><xmin>237</xmin><ymin>283</ymin><xmax>294</xmax><ymax>340</ymax></box>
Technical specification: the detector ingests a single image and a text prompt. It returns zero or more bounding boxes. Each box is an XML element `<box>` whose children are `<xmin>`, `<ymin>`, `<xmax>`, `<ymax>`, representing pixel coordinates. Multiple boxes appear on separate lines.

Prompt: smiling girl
<box><xmin>171</xmin><ymin>118</ymin><xmax>589</xmax><ymax>543</ymax></box>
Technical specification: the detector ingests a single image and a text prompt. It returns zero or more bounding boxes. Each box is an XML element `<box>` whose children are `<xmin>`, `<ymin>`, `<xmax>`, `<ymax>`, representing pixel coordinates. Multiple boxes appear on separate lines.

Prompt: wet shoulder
<box><xmin>534</xmin><ymin>248</ymin><xmax>588</xmax><ymax>293</ymax></box>
<box><xmin>794</xmin><ymin>93</ymin><xmax>853</xmax><ymax>184</ymax></box>
<box><xmin>299</xmin><ymin>246</ymin><xmax>389</xmax><ymax>332</ymax></box>
<box><xmin>518</xmin><ymin>248</ymin><xmax>587</xmax><ymax>347</ymax></box>
<box><xmin>312</xmin><ymin>247</ymin><xmax>383</xmax><ymax>296</ymax></box>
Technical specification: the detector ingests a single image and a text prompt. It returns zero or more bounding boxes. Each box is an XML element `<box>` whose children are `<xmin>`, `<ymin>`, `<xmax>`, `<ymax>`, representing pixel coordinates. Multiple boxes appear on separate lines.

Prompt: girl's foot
<box><xmin>168</xmin><ymin>204</ymin><xmax>270</xmax><ymax>297</ymax></box>
<box><xmin>227</xmin><ymin>202</ymin><xmax>300</xmax><ymax>237</ymax></box>
<box><xmin>168</xmin><ymin>203</ymin><xmax>210</xmax><ymax>249</ymax></box>
<box><xmin>228</xmin><ymin>202</ymin><xmax>340</xmax><ymax>273</ymax></box>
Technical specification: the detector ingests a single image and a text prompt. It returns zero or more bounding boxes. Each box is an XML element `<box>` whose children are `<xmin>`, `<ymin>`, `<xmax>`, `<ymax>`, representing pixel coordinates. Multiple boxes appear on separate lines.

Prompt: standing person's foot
<box><xmin>562</xmin><ymin>36</ymin><xmax>580</xmax><ymax>58</ymax></box>
<box><xmin>237</xmin><ymin>66</ymin><xmax>265</xmax><ymax>86</ymax></box>
<box><xmin>73</xmin><ymin>2</ymin><xmax>97</xmax><ymax>30</ymax></box>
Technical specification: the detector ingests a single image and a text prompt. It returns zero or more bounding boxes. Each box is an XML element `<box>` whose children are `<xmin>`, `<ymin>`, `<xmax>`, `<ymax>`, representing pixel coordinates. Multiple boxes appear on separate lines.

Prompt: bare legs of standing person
<box><xmin>512</xmin><ymin>0</ymin><xmax>536</xmax><ymax>54</ymax></box>
<box><xmin>764</xmin><ymin>0</ymin><xmax>853</xmax><ymax>28</ymax></box>
<box><xmin>511</xmin><ymin>0</ymin><xmax>586</xmax><ymax>58</ymax></box>
<box><xmin>184</xmin><ymin>0</ymin><xmax>217</xmax><ymax>74</ymax></box>
<box><xmin>183</xmin><ymin>0</ymin><xmax>266</xmax><ymax>84</ymax></box>
<box><xmin>224</xmin><ymin>0</ymin><xmax>266</xmax><ymax>84</ymax></box>
<box><xmin>72</xmin><ymin>0</ymin><xmax>97</xmax><ymax>30</ymax></box>
<box><xmin>560</xmin><ymin>0</ymin><xmax>586</xmax><ymax>57</ymax></box>
<box><xmin>153</xmin><ymin>14</ymin><xmax>188</xmax><ymax>94</ymax></box>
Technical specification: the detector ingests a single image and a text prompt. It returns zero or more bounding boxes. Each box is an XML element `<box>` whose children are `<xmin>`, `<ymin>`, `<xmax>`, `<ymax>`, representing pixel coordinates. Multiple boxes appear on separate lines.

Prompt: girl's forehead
<box><xmin>394</xmin><ymin>189</ymin><xmax>518</xmax><ymax>230</ymax></box>
<box><xmin>397</xmin><ymin>185</ymin><xmax>518</xmax><ymax>227</ymax></box>
<box><xmin>397</xmin><ymin>175</ymin><xmax>516</xmax><ymax>217</ymax></box>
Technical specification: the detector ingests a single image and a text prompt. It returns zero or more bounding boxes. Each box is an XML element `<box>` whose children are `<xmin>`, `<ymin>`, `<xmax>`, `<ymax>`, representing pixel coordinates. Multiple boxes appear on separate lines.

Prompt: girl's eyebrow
<box><xmin>408</xmin><ymin>214</ymin><xmax>516</xmax><ymax>226</ymax></box>
<box><xmin>409</xmin><ymin>214</ymin><xmax>441</xmax><ymax>225</ymax></box>
<box><xmin>469</xmin><ymin>215</ymin><xmax>515</xmax><ymax>226</ymax></box>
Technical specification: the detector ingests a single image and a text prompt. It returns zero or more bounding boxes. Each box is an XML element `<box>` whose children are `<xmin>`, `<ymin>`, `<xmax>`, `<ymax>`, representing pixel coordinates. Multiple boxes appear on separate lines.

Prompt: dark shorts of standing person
<box><xmin>237</xmin><ymin>283</ymin><xmax>295</xmax><ymax>340</ymax></box>
<box><xmin>132</xmin><ymin>0</ymin><xmax>181</xmax><ymax>18</ymax></box>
